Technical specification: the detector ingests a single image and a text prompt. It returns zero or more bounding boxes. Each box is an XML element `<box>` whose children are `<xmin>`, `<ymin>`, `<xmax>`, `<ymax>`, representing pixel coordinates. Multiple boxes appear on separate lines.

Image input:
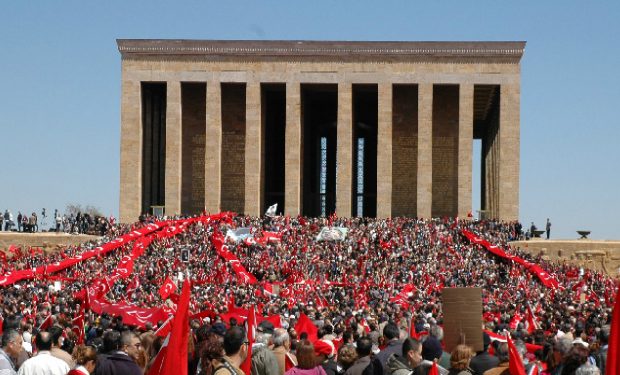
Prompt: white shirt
<box><xmin>16</xmin><ymin>351</ymin><xmax>70</xmax><ymax>375</ymax></box>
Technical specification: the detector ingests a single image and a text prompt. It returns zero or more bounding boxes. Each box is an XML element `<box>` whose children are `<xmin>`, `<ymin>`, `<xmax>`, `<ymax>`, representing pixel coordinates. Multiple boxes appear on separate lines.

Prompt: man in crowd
<box><xmin>272</xmin><ymin>328</ymin><xmax>296</xmax><ymax>375</ymax></box>
<box><xmin>469</xmin><ymin>333</ymin><xmax>499</xmax><ymax>375</ymax></box>
<box><xmin>49</xmin><ymin>325</ymin><xmax>75</xmax><ymax>368</ymax></box>
<box><xmin>214</xmin><ymin>326</ymin><xmax>248</xmax><ymax>375</ymax></box>
<box><xmin>345</xmin><ymin>336</ymin><xmax>373</xmax><ymax>375</ymax></box>
<box><xmin>17</xmin><ymin>331</ymin><xmax>69</xmax><ymax>375</ymax></box>
<box><xmin>251</xmin><ymin>322</ymin><xmax>279</xmax><ymax>375</ymax></box>
<box><xmin>94</xmin><ymin>330</ymin><xmax>142</xmax><ymax>375</ymax></box>
<box><xmin>0</xmin><ymin>330</ymin><xmax>23</xmax><ymax>374</ymax></box>
<box><xmin>375</xmin><ymin>323</ymin><xmax>403</xmax><ymax>373</ymax></box>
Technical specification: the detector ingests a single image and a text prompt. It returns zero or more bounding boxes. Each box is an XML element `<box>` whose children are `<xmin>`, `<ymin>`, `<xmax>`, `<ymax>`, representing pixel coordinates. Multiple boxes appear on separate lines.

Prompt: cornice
<box><xmin>117</xmin><ymin>40</ymin><xmax>525</xmax><ymax>63</ymax></box>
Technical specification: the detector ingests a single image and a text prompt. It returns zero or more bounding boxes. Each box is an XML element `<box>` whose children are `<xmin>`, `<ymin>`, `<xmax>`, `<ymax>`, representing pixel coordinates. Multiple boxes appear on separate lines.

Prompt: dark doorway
<box><xmin>262</xmin><ymin>84</ymin><xmax>286</xmax><ymax>214</ymax></box>
<box><xmin>352</xmin><ymin>85</ymin><xmax>378</xmax><ymax>217</ymax></box>
<box><xmin>301</xmin><ymin>84</ymin><xmax>337</xmax><ymax>217</ymax></box>
<box><xmin>181</xmin><ymin>82</ymin><xmax>206</xmax><ymax>215</ymax></box>
<box><xmin>220</xmin><ymin>83</ymin><xmax>246</xmax><ymax>214</ymax></box>
<box><xmin>141</xmin><ymin>82</ymin><xmax>166</xmax><ymax>214</ymax></box>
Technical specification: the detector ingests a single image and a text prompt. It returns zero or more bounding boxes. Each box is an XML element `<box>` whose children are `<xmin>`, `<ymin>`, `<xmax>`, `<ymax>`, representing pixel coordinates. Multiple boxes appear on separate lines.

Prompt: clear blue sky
<box><xmin>1</xmin><ymin>1</ymin><xmax>618</xmax><ymax>239</ymax></box>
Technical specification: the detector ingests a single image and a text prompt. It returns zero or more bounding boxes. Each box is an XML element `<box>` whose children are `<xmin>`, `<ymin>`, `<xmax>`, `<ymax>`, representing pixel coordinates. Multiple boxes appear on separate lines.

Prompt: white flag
<box><xmin>265</xmin><ymin>203</ymin><xmax>278</xmax><ymax>217</ymax></box>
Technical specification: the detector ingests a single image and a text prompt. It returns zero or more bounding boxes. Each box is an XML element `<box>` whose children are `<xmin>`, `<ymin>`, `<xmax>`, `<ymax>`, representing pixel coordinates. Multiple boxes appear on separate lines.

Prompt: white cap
<box><xmin>572</xmin><ymin>338</ymin><xmax>589</xmax><ymax>348</ymax></box>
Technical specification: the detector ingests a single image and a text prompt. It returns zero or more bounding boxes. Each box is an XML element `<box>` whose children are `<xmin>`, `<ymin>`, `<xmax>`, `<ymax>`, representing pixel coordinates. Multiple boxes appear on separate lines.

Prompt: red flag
<box><xmin>410</xmin><ymin>318</ymin><xmax>419</xmax><ymax>340</ymax></box>
<box><xmin>155</xmin><ymin>316</ymin><xmax>174</xmax><ymax>338</ymax></box>
<box><xmin>71</xmin><ymin>313</ymin><xmax>85</xmax><ymax>344</ymax></box>
<box><xmin>284</xmin><ymin>352</ymin><xmax>297</xmax><ymax>371</ymax></box>
<box><xmin>241</xmin><ymin>306</ymin><xmax>256</xmax><ymax>375</ymax></box>
<box><xmin>39</xmin><ymin>314</ymin><xmax>53</xmax><ymax>331</ymax></box>
<box><xmin>158</xmin><ymin>277</ymin><xmax>177</xmax><ymax>300</ymax></box>
<box><xmin>428</xmin><ymin>361</ymin><xmax>439</xmax><ymax>375</ymax></box>
<box><xmin>294</xmin><ymin>313</ymin><xmax>318</xmax><ymax>342</ymax></box>
<box><xmin>526</xmin><ymin>305</ymin><xmax>538</xmax><ymax>334</ymax></box>
<box><xmin>607</xmin><ymin>285</ymin><xmax>620</xmax><ymax>375</ymax></box>
<box><xmin>148</xmin><ymin>279</ymin><xmax>190</xmax><ymax>375</ymax></box>
<box><xmin>507</xmin><ymin>335</ymin><xmax>527</xmax><ymax>375</ymax></box>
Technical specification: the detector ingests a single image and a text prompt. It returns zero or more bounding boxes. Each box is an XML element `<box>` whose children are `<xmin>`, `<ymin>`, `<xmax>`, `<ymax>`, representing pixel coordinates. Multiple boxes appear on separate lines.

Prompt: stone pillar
<box><xmin>245</xmin><ymin>82</ymin><xmax>263</xmax><ymax>216</ymax></box>
<box><xmin>119</xmin><ymin>79</ymin><xmax>142</xmax><ymax>223</ymax></box>
<box><xmin>336</xmin><ymin>83</ymin><xmax>353</xmax><ymax>217</ymax></box>
<box><xmin>376</xmin><ymin>83</ymin><xmax>393</xmax><ymax>218</ymax></box>
<box><xmin>458</xmin><ymin>84</ymin><xmax>474</xmax><ymax>218</ymax></box>
<box><xmin>165</xmin><ymin>81</ymin><xmax>182</xmax><ymax>216</ymax></box>
<box><xmin>417</xmin><ymin>83</ymin><xmax>433</xmax><ymax>218</ymax></box>
<box><xmin>498</xmin><ymin>83</ymin><xmax>520</xmax><ymax>220</ymax></box>
<box><xmin>205</xmin><ymin>81</ymin><xmax>222</xmax><ymax>214</ymax></box>
<box><xmin>285</xmin><ymin>82</ymin><xmax>302</xmax><ymax>216</ymax></box>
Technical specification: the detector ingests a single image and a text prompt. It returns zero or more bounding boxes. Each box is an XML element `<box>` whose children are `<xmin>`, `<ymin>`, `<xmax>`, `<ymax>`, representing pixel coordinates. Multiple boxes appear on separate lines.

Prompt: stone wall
<box><xmin>220</xmin><ymin>84</ymin><xmax>246</xmax><ymax>213</ymax></box>
<box><xmin>392</xmin><ymin>85</ymin><xmax>418</xmax><ymax>216</ymax></box>
<box><xmin>0</xmin><ymin>233</ymin><xmax>100</xmax><ymax>254</ymax></box>
<box><xmin>511</xmin><ymin>239</ymin><xmax>620</xmax><ymax>276</ymax></box>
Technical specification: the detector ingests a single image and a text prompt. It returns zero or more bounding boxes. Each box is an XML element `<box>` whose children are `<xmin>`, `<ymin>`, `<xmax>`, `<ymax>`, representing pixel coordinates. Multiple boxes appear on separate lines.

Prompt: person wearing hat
<box><xmin>314</xmin><ymin>339</ymin><xmax>338</xmax><ymax>375</ymax></box>
<box><xmin>251</xmin><ymin>321</ymin><xmax>279</xmax><ymax>375</ymax></box>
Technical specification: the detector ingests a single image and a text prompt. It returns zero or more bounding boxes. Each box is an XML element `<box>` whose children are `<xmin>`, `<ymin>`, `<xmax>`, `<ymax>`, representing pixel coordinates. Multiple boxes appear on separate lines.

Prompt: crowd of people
<box><xmin>0</xmin><ymin>214</ymin><xmax>616</xmax><ymax>375</ymax></box>
<box><xmin>0</xmin><ymin>209</ymin><xmax>112</xmax><ymax>236</ymax></box>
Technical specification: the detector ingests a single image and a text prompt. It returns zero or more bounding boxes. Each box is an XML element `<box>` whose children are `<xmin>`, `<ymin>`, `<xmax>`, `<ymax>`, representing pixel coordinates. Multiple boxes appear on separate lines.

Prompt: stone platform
<box><xmin>510</xmin><ymin>239</ymin><xmax>620</xmax><ymax>276</ymax></box>
<box><xmin>0</xmin><ymin>232</ymin><xmax>100</xmax><ymax>254</ymax></box>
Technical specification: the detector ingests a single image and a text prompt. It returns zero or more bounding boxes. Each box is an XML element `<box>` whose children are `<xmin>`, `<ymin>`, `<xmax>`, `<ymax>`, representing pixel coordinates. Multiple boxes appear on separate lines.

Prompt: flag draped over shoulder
<box><xmin>607</xmin><ymin>285</ymin><xmax>620</xmax><ymax>375</ymax></box>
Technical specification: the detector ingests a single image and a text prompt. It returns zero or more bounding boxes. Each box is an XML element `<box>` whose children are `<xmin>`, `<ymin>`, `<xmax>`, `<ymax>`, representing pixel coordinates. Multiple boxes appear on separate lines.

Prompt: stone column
<box><xmin>417</xmin><ymin>83</ymin><xmax>433</xmax><ymax>218</ymax></box>
<box><xmin>498</xmin><ymin>83</ymin><xmax>520</xmax><ymax>220</ymax></box>
<box><xmin>376</xmin><ymin>83</ymin><xmax>393</xmax><ymax>218</ymax></box>
<box><xmin>204</xmin><ymin>81</ymin><xmax>222</xmax><ymax>214</ymax></box>
<box><xmin>458</xmin><ymin>84</ymin><xmax>474</xmax><ymax>218</ymax></box>
<box><xmin>245</xmin><ymin>82</ymin><xmax>263</xmax><ymax>216</ymax></box>
<box><xmin>165</xmin><ymin>81</ymin><xmax>182</xmax><ymax>216</ymax></box>
<box><xmin>336</xmin><ymin>82</ymin><xmax>353</xmax><ymax>217</ymax></box>
<box><xmin>119</xmin><ymin>79</ymin><xmax>142</xmax><ymax>223</ymax></box>
<box><xmin>285</xmin><ymin>82</ymin><xmax>302</xmax><ymax>216</ymax></box>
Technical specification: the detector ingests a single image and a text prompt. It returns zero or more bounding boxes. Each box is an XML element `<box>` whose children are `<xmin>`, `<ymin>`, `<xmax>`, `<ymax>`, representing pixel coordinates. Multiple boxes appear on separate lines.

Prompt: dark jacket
<box><xmin>345</xmin><ymin>356</ymin><xmax>371</xmax><ymax>375</ymax></box>
<box><xmin>376</xmin><ymin>340</ymin><xmax>403</xmax><ymax>374</ymax></box>
<box><xmin>94</xmin><ymin>352</ymin><xmax>143</xmax><ymax>375</ymax></box>
<box><xmin>322</xmin><ymin>358</ymin><xmax>340</xmax><ymax>375</ymax></box>
<box><xmin>468</xmin><ymin>352</ymin><xmax>499</xmax><ymax>375</ymax></box>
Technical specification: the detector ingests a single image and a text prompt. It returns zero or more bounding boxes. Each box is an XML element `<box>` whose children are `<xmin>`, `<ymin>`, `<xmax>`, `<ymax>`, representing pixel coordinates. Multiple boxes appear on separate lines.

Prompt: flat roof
<box><xmin>117</xmin><ymin>39</ymin><xmax>525</xmax><ymax>63</ymax></box>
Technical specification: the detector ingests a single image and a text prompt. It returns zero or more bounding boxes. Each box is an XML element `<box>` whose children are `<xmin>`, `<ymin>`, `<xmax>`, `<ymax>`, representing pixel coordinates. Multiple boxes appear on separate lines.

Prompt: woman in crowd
<box><xmin>285</xmin><ymin>340</ymin><xmax>327</xmax><ymax>375</ymax></box>
<box><xmin>67</xmin><ymin>345</ymin><xmax>97</xmax><ymax>375</ymax></box>
<box><xmin>447</xmin><ymin>345</ymin><xmax>474</xmax><ymax>375</ymax></box>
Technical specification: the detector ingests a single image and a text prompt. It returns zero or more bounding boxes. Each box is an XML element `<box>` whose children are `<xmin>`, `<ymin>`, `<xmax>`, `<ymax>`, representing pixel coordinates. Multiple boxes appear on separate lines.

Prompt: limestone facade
<box><xmin>118</xmin><ymin>40</ymin><xmax>525</xmax><ymax>222</ymax></box>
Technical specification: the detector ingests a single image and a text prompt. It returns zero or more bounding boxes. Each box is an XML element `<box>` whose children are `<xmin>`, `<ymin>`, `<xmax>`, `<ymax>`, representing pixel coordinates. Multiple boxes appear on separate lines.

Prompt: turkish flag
<box><xmin>241</xmin><ymin>306</ymin><xmax>256</xmax><ymax>375</ymax></box>
<box><xmin>507</xmin><ymin>335</ymin><xmax>527</xmax><ymax>375</ymax></box>
<box><xmin>607</xmin><ymin>285</ymin><xmax>620</xmax><ymax>375</ymax></box>
<box><xmin>148</xmin><ymin>279</ymin><xmax>191</xmax><ymax>375</ymax></box>
<box><xmin>159</xmin><ymin>277</ymin><xmax>177</xmax><ymax>300</ymax></box>
<box><xmin>39</xmin><ymin>314</ymin><xmax>53</xmax><ymax>331</ymax></box>
<box><xmin>409</xmin><ymin>318</ymin><xmax>419</xmax><ymax>340</ymax></box>
<box><xmin>295</xmin><ymin>313</ymin><xmax>318</xmax><ymax>342</ymax></box>
<box><xmin>72</xmin><ymin>313</ymin><xmax>85</xmax><ymax>344</ymax></box>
